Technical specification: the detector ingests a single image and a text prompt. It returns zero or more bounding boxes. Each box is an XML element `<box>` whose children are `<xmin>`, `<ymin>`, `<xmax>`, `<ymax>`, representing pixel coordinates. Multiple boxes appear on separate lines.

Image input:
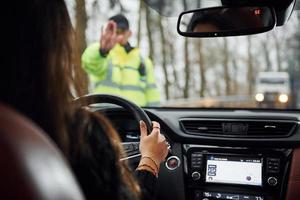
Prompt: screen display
<box><xmin>205</xmin><ymin>155</ymin><xmax>262</xmax><ymax>186</ymax></box>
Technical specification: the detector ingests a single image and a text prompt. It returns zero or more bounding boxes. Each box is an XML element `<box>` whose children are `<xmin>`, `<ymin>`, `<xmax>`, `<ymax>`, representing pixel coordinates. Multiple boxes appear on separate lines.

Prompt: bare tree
<box><xmin>182</xmin><ymin>0</ymin><xmax>190</xmax><ymax>98</ymax></box>
<box><xmin>247</xmin><ymin>36</ymin><xmax>254</xmax><ymax>95</ymax></box>
<box><xmin>196</xmin><ymin>39</ymin><xmax>206</xmax><ymax>97</ymax></box>
<box><xmin>108</xmin><ymin>0</ymin><xmax>125</xmax><ymax>11</ymax></box>
<box><xmin>231</xmin><ymin>56</ymin><xmax>239</xmax><ymax>94</ymax></box>
<box><xmin>73</xmin><ymin>0</ymin><xmax>89</xmax><ymax>93</ymax></box>
<box><xmin>222</xmin><ymin>38</ymin><xmax>231</xmax><ymax>95</ymax></box>
<box><xmin>183</xmin><ymin>37</ymin><xmax>191</xmax><ymax>98</ymax></box>
<box><xmin>75</xmin><ymin>0</ymin><xmax>87</xmax><ymax>54</ymax></box>
<box><xmin>215</xmin><ymin>71</ymin><xmax>222</xmax><ymax>96</ymax></box>
<box><xmin>272</xmin><ymin>32</ymin><xmax>283</xmax><ymax>71</ymax></box>
<box><xmin>158</xmin><ymin>16</ymin><xmax>170</xmax><ymax>99</ymax></box>
<box><xmin>137</xmin><ymin>0</ymin><xmax>143</xmax><ymax>47</ymax></box>
<box><xmin>261</xmin><ymin>34</ymin><xmax>272</xmax><ymax>71</ymax></box>
<box><xmin>165</xmin><ymin>29</ymin><xmax>181</xmax><ymax>97</ymax></box>
<box><xmin>145</xmin><ymin>4</ymin><xmax>154</xmax><ymax>60</ymax></box>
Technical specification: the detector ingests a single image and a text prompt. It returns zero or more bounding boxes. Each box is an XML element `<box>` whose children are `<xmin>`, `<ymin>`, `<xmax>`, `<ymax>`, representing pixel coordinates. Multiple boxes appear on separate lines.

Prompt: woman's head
<box><xmin>1</xmin><ymin>1</ymin><xmax>140</xmax><ymax>199</ymax></box>
<box><xmin>1</xmin><ymin>0</ymin><xmax>87</xmax><ymax>152</ymax></box>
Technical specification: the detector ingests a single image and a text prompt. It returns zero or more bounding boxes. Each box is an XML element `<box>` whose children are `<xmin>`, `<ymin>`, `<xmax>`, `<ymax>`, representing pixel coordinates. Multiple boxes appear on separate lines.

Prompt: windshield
<box><xmin>66</xmin><ymin>0</ymin><xmax>300</xmax><ymax>109</ymax></box>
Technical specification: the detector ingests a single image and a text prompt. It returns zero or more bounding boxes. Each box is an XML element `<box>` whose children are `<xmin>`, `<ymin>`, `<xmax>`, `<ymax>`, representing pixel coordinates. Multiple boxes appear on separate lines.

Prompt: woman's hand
<box><xmin>138</xmin><ymin>121</ymin><xmax>169</xmax><ymax>170</ymax></box>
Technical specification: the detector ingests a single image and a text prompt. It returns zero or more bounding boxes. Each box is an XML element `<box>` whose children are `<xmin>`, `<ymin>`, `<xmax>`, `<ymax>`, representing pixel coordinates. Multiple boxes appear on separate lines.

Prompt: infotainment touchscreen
<box><xmin>205</xmin><ymin>155</ymin><xmax>262</xmax><ymax>186</ymax></box>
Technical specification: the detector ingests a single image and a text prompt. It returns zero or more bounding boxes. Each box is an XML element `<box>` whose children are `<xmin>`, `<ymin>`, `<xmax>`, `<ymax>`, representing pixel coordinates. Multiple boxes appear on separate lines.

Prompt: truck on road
<box><xmin>254</xmin><ymin>72</ymin><xmax>291</xmax><ymax>108</ymax></box>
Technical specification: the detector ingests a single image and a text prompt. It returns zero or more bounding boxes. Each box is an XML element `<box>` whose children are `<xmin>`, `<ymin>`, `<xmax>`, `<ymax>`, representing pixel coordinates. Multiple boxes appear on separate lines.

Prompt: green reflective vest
<box><xmin>82</xmin><ymin>43</ymin><xmax>160</xmax><ymax>107</ymax></box>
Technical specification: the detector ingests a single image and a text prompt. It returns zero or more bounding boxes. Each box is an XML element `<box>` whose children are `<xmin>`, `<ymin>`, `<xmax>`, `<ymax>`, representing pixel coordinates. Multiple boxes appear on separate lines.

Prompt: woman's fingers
<box><xmin>141</xmin><ymin>121</ymin><xmax>161</xmax><ymax>138</ymax></box>
<box><xmin>139</xmin><ymin>121</ymin><xmax>170</xmax><ymax>165</ymax></box>
<box><xmin>151</xmin><ymin>121</ymin><xmax>160</xmax><ymax>138</ymax></box>
<box><xmin>140</xmin><ymin>121</ymin><xmax>147</xmax><ymax>138</ymax></box>
<box><xmin>152</xmin><ymin>121</ymin><xmax>160</xmax><ymax>129</ymax></box>
<box><xmin>152</xmin><ymin>121</ymin><xmax>160</xmax><ymax>132</ymax></box>
<box><xmin>158</xmin><ymin>133</ymin><xmax>165</xmax><ymax>143</ymax></box>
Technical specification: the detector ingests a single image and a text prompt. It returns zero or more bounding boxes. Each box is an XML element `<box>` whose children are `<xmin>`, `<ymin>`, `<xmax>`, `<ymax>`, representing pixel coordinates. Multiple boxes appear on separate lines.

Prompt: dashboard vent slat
<box><xmin>180</xmin><ymin>120</ymin><xmax>223</xmax><ymax>135</ymax></box>
<box><xmin>247</xmin><ymin>121</ymin><xmax>296</xmax><ymax>136</ymax></box>
<box><xmin>180</xmin><ymin>119</ymin><xmax>298</xmax><ymax>138</ymax></box>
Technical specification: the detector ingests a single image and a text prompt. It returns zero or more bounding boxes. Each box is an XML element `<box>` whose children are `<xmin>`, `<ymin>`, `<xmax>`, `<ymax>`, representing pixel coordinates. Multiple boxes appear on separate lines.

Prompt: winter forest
<box><xmin>66</xmin><ymin>0</ymin><xmax>300</xmax><ymax>107</ymax></box>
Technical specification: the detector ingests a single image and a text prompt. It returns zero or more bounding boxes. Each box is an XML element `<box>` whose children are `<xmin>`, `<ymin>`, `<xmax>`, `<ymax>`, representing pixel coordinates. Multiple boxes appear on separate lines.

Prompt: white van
<box><xmin>255</xmin><ymin>72</ymin><xmax>291</xmax><ymax>107</ymax></box>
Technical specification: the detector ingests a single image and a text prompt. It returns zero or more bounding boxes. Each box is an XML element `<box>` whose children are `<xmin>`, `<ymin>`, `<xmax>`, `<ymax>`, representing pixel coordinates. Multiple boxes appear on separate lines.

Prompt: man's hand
<box><xmin>100</xmin><ymin>21</ymin><xmax>122</xmax><ymax>53</ymax></box>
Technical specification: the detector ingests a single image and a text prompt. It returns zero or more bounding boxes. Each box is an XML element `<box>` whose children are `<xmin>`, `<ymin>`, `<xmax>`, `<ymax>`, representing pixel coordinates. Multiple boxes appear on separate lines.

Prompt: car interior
<box><xmin>1</xmin><ymin>0</ymin><xmax>300</xmax><ymax>200</ymax></box>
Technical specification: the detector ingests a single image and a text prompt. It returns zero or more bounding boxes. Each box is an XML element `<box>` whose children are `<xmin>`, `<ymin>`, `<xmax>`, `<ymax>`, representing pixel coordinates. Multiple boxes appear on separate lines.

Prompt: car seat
<box><xmin>0</xmin><ymin>103</ymin><xmax>85</xmax><ymax>200</ymax></box>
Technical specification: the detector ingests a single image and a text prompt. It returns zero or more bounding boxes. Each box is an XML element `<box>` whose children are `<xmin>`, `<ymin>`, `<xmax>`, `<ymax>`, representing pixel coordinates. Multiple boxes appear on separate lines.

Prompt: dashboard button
<box><xmin>133</xmin><ymin>143</ymin><xmax>139</xmax><ymax>150</ymax></box>
<box><xmin>194</xmin><ymin>190</ymin><xmax>202</xmax><ymax>200</ymax></box>
<box><xmin>192</xmin><ymin>165</ymin><xmax>201</xmax><ymax>168</ymax></box>
<box><xmin>268</xmin><ymin>158</ymin><xmax>280</xmax><ymax>162</ymax></box>
<box><xmin>268</xmin><ymin>170</ymin><xmax>278</xmax><ymax>173</ymax></box>
<box><xmin>191</xmin><ymin>171</ymin><xmax>201</xmax><ymax>181</ymax></box>
<box><xmin>165</xmin><ymin>156</ymin><xmax>180</xmax><ymax>170</ymax></box>
<box><xmin>267</xmin><ymin>177</ymin><xmax>278</xmax><ymax>186</ymax></box>
<box><xmin>254</xmin><ymin>197</ymin><xmax>264</xmax><ymax>200</ymax></box>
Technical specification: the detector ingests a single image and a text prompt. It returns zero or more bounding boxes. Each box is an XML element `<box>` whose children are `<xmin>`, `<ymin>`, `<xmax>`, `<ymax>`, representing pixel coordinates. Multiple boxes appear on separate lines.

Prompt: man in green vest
<box><xmin>82</xmin><ymin>14</ymin><xmax>160</xmax><ymax>107</ymax></box>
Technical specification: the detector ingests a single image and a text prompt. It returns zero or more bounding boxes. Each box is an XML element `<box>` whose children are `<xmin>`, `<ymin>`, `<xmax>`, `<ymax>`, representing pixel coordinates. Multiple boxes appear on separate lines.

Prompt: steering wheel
<box><xmin>74</xmin><ymin>94</ymin><xmax>154</xmax><ymax>162</ymax></box>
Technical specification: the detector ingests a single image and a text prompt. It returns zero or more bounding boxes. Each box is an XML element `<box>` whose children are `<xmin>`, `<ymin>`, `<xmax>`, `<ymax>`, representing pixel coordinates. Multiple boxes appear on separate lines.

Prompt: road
<box><xmin>162</xmin><ymin>95</ymin><xmax>258</xmax><ymax>108</ymax></box>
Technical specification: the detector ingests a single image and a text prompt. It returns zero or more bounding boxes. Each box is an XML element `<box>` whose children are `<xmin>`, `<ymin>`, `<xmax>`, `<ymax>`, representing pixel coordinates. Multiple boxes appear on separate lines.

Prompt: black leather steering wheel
<box><xmin>74</xmin><ymin>94</ymin><xmax>153</xmax><ymax>134</ymax></box>
<box><xmin>74</xmin><ymin>94</ymin><xmax>153</xmax><ymax>161</ymax></box>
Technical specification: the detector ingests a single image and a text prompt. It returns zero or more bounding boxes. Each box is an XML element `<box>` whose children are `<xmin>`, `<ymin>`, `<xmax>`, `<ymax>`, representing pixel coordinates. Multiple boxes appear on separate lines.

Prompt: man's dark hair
<box><xmin>109</xmin><ymin>14</ymin><xmax>129</xmax><ymax>30</ymax></box>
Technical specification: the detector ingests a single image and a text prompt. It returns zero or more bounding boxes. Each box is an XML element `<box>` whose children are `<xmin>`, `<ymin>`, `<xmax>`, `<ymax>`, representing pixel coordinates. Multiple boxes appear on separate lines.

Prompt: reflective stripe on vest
<box><xmin>91</xmin><ymin>49</ymin><xmax>159</xmax><ymax>106</ymax></box>
<box><xmin>146</xmin><ymin>83</ymin><xmax>157</xmax><ymax>89</ymax></box>
<box><xmin>94</xmin><ymin>54</ymin><xmax>151</xmax><ymax>92</ymax></box>
<box><xmin>95</xmin><ymin>58</ymin><xmax>146</xmax><ymax>92</ymax></box>
<box><xmin>96</xmin><ymin>80</ymin><xmax>144</xmax><ymax>92</ymax></box>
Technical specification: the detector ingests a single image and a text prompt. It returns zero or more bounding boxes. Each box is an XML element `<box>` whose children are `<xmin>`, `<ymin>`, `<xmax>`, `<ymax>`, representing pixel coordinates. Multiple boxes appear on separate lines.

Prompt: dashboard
<box><xmin>95</xmin><ymin>106</ymin><xmax>300</xmax><ymax>200</ymax></box>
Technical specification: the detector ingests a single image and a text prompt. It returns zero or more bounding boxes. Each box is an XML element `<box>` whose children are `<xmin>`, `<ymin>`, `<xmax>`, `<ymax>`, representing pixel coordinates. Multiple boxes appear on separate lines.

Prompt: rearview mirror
<box><xmin>177</xmin><ymin>6</ymin><xmax>276</xmax><ymax>37</ymax></box>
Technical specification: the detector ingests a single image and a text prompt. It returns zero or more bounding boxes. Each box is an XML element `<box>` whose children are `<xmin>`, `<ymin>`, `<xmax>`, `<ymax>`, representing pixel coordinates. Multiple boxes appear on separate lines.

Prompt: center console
<box><xmin>183</xmin><ymin>145</ymin><xmax>292</xmax><ymax>200</ymax></box>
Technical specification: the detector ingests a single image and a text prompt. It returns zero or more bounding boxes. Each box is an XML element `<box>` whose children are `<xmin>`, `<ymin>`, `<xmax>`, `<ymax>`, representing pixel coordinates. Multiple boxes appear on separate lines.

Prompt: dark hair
<box><xmin>109</xmin><ymin>14</ymin><xmax>130</xmax><ymax>30</ymax></box>
<box><xmin>188</xmin><ymin>11</ymin><xmax>234</xmax><ymax>32</ymax></box>
<box><xmin>1</xmin><ymin>0</ymin><xmax>86</xmax><ymax>152</ymax></box>
<box><xmin>1</xmin><ymin>0</ymin><xmax>140</xmax><ymax>199</ymax></box>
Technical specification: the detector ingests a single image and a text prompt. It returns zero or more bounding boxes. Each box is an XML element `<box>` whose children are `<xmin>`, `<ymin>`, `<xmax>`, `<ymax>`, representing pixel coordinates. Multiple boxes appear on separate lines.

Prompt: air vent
<box><xmin>180</xmin><ymin>120</ymin><xmax>223</xmax><ymax>135</ymax></box>
<box><xmin>180</xmin><ymin>119</ymin><xmax>298</xmax><ymax>138</ymax></box>
<box><xmin>247</xmin><ymin>121</ymin><xmax>296</xmax><ymax>137</ymax></box>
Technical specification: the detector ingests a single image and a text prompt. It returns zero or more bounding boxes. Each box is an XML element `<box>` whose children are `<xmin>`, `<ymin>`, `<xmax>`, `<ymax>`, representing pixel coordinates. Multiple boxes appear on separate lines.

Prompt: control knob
<box><xmin>267</xmin><ymin>177</ymin><xmax>278</xmax><ymax>186</ymax></box>
<box><xmin>191</xmin><ymin>171</ymin><xmax>201</xmax><ymax>181</ymax></box>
